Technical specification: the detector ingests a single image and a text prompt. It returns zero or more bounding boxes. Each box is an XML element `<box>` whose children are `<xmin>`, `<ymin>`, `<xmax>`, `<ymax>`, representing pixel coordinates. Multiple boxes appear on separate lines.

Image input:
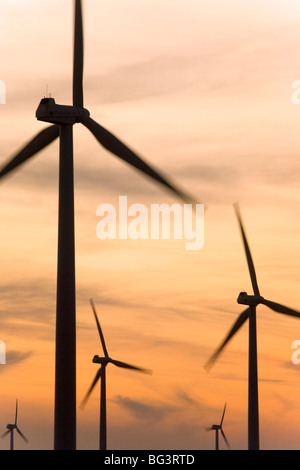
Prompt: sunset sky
<box><xmin>1</xmin><ymin>0</ymin><xmax>300</xmax><ymax>450</ymax></box>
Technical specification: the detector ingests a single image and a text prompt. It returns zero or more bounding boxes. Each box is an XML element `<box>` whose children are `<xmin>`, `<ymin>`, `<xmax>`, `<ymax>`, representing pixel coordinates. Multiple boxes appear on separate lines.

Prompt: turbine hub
<box><xmin>237</xmin><ymin>292</ymin><xmax>264</xmax><ymax>306</ymax></box>
<box><xmin>36</xmin><ymin>97</ymin><xmax>90</xmax><ymax>125</ymax></box>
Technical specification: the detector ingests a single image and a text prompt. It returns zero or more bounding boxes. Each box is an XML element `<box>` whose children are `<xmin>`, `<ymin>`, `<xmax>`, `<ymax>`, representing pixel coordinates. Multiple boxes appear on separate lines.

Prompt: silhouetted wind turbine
<box><xmin>1</xmin><ymin>400</ymin><xmax>28</xmax><ymax>450</ymax></box>
<box><xmin>205</xmin><ymin>203</ymin><xmax>300</xmax><ymax>450</ymax></box>
<box><xmin>0</xmin><ymin>0</ymin><xmax>196</xmax><ymax>450</ymax></box>
<box><xmin>206</xmin><ymin>403</ymin><xmax>230</xmax><ymax>450</ymax></box>
<box><xmin>80</xmin><ymin>299</ymin><xmax>151</xmax><ymax>450</ymax></box>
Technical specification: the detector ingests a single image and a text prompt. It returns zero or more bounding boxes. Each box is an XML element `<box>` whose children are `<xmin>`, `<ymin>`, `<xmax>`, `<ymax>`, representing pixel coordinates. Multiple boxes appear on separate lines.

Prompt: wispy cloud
<box><xmin>0</xmin><ymin>349</ymin><xmax>33</xmax><ymax>375</ymax></box>
<box><xmin>113</xmin><ymin>395</ymin><xmax>176</xmax><ymax>424</ymax></box>
<box><xmin>0</xmin><ymin>279</ymin><xmax>56</xmax><ymax>341</ymax></box>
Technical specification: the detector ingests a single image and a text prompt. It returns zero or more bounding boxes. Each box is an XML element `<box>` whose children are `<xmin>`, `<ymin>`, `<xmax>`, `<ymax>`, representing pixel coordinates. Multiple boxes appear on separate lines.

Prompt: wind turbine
<box><xmin>80</xmin><ymin>299</ymin><xmax>151</xmax><ymax>450</ymax></box>
<box><xmin>0</xmin><ymin>1</ymin><xmax>196</xmax><ymax>450</ymax></box>
<box><xmin>205</xmin><ymin>203</ymin><xmax>300</xmax><ymax>450</ymax></box>
<box><xmin>1</xmin><ymin>400</ymin><xmax>28</xmax><ymax>450</ymax></box>
<box><xmin>206</xmin><ymin>403</ymin><xmax>230</xmax><ymax>450</ymax></box>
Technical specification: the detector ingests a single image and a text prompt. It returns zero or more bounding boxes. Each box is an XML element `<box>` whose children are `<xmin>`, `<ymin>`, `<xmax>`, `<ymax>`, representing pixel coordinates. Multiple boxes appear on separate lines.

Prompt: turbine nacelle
<box><xmin>36</xmin><ymin>97</ymin><xmax>90</xmax><ymax>125</ymax></box>
<box><xmin>237</xmin><ymin>292</ymin><xmax>264</xmax><ymax>306</ymax></box>
<box><xmin>92</xmin><ymin>354</ymin><xmax>109</xmax><ymax>365</ymax></box>
<box><xmin>6</xmin><ymin>424</ymin><xmax>15</xmax><ymax>430</ymax></box>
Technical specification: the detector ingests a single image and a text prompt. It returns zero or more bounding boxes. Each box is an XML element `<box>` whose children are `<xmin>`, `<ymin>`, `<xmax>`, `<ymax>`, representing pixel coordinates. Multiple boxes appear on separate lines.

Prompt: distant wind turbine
<box><xmin>1</xmin><ymin>400</ymin><xmax>28</xmax><ymax>450</ymax></box>
<box><xmin>0</xmin><ymin>0</ymin><xmax>197</xmax><ymax>450</ymax></box>
<box><xmin>80</xmin><ymin>299</ymin><xmax>151</xmax><ymax>450</ymax></box>
<box><xmin>206</xmin><ymin>403</ymin><xmax>230</xmax><ymax>450</ymax></box>
<box><xmin>205</xmin><ymin>203</ymin><xmax>300</xmax><ymax>450</ymax></box>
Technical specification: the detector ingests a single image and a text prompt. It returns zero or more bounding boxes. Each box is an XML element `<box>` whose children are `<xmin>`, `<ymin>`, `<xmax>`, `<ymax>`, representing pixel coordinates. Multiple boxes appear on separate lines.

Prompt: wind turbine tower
<box><xmin>80</xmin><ymin>299</ymin><xmax>151</xmax><ymax>450</ymax></box>
<box><xmin>206</xmin><ymin>403</ymin><xmax>230</xmax><ymax>450</ymax></box>
<box><xmin>205</xmin><ymin>203</ymin><xmax>300</xmax><ymax>450</ymax></box>
<box><xmin>1</xmin><ymin>400</ymin><xmax>28</xmax><ymax>450</ymax></box>
<box><xmin>0</xmin><ymin>0</ymin><xmax>196</xmax><ymax>450</ymax></box>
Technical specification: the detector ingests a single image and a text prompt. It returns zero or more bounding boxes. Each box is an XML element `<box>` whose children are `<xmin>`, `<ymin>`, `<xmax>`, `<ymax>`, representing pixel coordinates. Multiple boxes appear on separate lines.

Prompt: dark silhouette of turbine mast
<box><xmin>1</xmin><ymin>400</ymin><xmax>28</xmax><ymax>450</ymax></box>
<box><xmin>80</xmin><ymin>299</ymin><xmax>151</xmax><ymax>450</ymax></box>
<box><xmin>205</xmin><ymin>203</ymin><xmax>300</xmax><ymax>450</ymax></box>
<box><xmin>0</xmin><ymin>1</ymin><xmax>196</xmax><ymax>450</ymax></box>
<box><xmin>206</xmin><ymin>403</ymin><xmax>230</xmax><ymax>450</ymax></box>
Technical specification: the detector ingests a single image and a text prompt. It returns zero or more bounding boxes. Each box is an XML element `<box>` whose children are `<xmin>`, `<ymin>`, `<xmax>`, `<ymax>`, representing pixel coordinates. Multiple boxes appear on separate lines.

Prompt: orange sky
<box><xmin>1</xmin><ymin>0</ymin><xmax>300</xmax><ymax>450</ymax></box>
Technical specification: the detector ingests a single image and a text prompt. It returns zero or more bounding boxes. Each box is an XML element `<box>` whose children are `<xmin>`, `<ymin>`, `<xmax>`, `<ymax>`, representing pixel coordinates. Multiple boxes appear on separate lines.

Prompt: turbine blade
<box><xmin>261</xmin><ymin>298</ymin><xmax>300</xmax><ymax>318</ymax></box>
<box><xmin>81</xmin><ymin>115</ymin><xmax>197</xmax><ymax>204</ymax></box>
<box><xmin>204</xmin><ymin>308</ymin><xmax>250</xmax><ymax>371</ymax></box>
<box><xmin>89</xmin><ymin>299</ymin><xmax>109</xmax><ymax>358</ymax></box>
<box><xmin>220</xmin><ymin>402</ymin><xmax>227</xmax><ymax>426</ymax></box>
<box><xmin>80</xmin><ymin>368</ymin><xmax>101</xmax><ymax>410</ymax></box>
<box><xmin>1</xmin><ymin>430</ymin><xmax>10</xmax><ymax>439</ymax></box>
<box><xmin>16</xmin><ymin>427</ymin><xmax>28</xmax><ymax>443</ymax></box>
<box><xmin>110</xmin><ymin>358</ymin><xmax>152</xmax><ymax>374</ymax></box>
<box><xmin>73</xmin><ymin>0</ymin><xmax>84</xmax><ymax>107</ymax></box>
<box><xmin>15</xmin><ymin>400</ymin><xmax>18</xmax><ymax>426</ymax></box>
<box><xmin>0</xmin><ymin>125</ymin><xmax>59</xmax><ymax>180</ymax></box>
<box><xmin>234</xmin><ymin>203</ymin><xmax>260</xmax><ymax>296</ymax></box>
<box><xmin>221</xmin><ymin>429</ymin><xmax>231</xmax><ymax>449</ymax></box>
